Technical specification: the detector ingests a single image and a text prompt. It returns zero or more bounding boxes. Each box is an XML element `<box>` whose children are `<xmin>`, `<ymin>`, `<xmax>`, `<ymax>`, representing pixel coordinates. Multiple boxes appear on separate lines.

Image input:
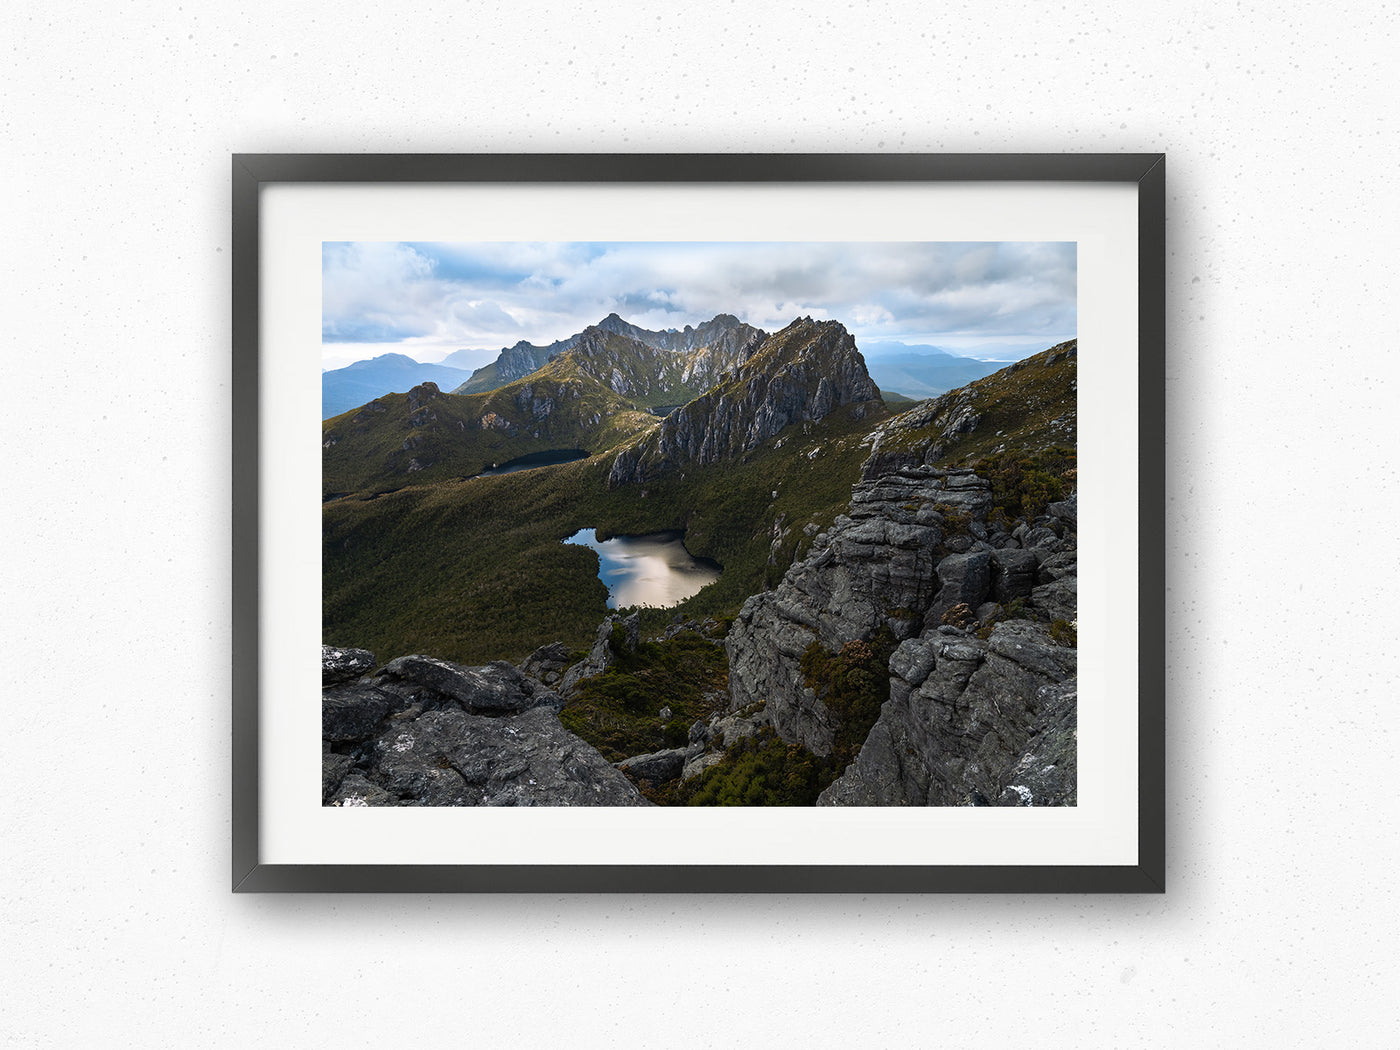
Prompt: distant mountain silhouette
<box><xmin>322</xmin><ymin>354</ymin><xmax>474</xmax><ymax>419</ymax></box>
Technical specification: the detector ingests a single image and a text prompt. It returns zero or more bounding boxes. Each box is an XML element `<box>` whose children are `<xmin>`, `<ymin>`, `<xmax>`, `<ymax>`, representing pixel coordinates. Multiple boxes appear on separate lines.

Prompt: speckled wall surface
<box><xmin>4</xmin><ymin>1</ymin><xmax>1398</xmax><ymax>1045</ymax></box>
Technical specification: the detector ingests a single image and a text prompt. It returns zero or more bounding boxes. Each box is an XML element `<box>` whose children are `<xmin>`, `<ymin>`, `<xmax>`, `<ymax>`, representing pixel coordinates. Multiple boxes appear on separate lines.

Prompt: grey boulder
<box><xmin>519</xmin><ymin>641</ymin><xmax>574</xmax><ymax>685</ymax></box>
<box><xmin>322</xmin><ymin>645</ymin><xmax>376</xmax><ymax>685</ymax></box>
<box><xmin>371</xmin><ymin>706</ymin><xmax>650</xmax><ymax>807</ymax></box>
<box><xmin>322</xmin><ymin>683</ymin><xmax>395</xmax><ymax>742</ymax></box>
<box><xmin>989</xmin><ymin>548</ymin><xmax>1039</xmax><ymax>603</ymax></box>
<box><xmin>379</xmin><ymin>655</ymin><xmax>561</xmax><ymax>714</ymax></box>
<box><xmin>616</xmin><ymin>748</ymin><xmax>688</xmax><ymax>783</ymax></box>
<box><xmin>929</xmin><ymin>551</ymin><xmax>991</xmax><ymax>623</ymax></box>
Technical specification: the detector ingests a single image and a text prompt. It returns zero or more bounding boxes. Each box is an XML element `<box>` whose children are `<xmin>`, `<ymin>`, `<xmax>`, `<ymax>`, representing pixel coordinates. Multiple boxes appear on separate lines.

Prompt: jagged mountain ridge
<box><xmin>451</xmin><ymin>312</ymin><xmax>766</xmax><ymax>396</ymax></box>
<box><xmin>607</xmin><ymin>317</ymin><xmax>881</xmax><ymax>487</ymax></box>
<box><xmin>531</xmin><ymin>321</ymin><xmax>766</xmax><ymax>412</ymax></box>
<box><xmin>322</xmin><ymin>313</ymin><xmax>865</xmax><ymax>497</ymax></box>
<box><xmin>322</xmin><ymin>334</ymin><xmax>1080</xmax><ymax>806</ymax></box>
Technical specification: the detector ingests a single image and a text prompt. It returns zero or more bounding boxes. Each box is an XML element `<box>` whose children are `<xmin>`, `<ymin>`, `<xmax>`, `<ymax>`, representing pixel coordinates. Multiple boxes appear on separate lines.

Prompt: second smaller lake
<box><xmin>564</xmin><ymin>528</ymin><xmax>722</xmax><ymax>609</ymax></box>
<box><xmin>477</xmin><ymin>449</ymin><xmax>589</xmax><ymax>477</ymax></box>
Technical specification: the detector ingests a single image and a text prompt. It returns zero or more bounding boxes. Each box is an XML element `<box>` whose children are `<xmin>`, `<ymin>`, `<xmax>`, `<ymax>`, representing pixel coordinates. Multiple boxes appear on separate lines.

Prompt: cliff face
<box><xmin>725</xmin><ymin>466</ymin><xmax>995</xmax><ymax>754</ymax></box>
<box><xmin>607</xmin><ymin>317</ymin><xmax>880</xmax><ymax>487</ymax></box>
<box><xmin>544</xmin><ymin>322</ymin><xmax>765</xmax><ymax>410</ymax></box>
<box><xmin>817</xmin><ymin>619</ymin><xmax>1077</xmax><ymax>807</ymax></box>
<box><xmin>726</xmin><ymin>464</ymin><xmax>1077</xmax><ymax>802</ymax></box>
<box><xmin>722</xmin><ymin>342</ymin><xmax>1078</xmax><ymax>805</ymax></box>
<box><xmin>453</xmin><ymin>313</ymin><xmax>766</xmax><ymax>397</ymax></box>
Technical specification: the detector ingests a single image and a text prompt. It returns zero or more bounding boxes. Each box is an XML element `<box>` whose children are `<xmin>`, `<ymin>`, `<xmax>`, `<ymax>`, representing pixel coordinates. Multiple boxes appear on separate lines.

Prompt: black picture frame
<box><xmin>233</xmin><ymin>153</ymin><xmax>1165</xmax><ymax>892</ymax></box>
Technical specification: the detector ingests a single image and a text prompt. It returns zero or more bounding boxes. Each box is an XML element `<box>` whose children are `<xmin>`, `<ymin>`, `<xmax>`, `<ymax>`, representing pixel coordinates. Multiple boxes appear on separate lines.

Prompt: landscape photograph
<box><xmin>320</xmin><ymin>241</ymin><xmax>1079</xmax><ymax>808</ymax></box>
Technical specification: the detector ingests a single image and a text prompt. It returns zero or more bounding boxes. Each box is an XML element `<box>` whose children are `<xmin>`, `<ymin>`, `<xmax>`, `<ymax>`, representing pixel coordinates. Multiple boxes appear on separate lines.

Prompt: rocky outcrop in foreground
<box><xmin>725</xmin><ymin>466</ymin><xmax>996</xmax><ymax>755</ymax></box>
<box><xmin>726</xmin><ymin>450</ymin><xmax>1078</xmax><ymax>806</ymax></box>
<box><xmin>817</xmin><ymin>622</ymin><xmax>1076</xmax><ymax>806</ymax></box>
<box><xmin>321</xmin><ymin>646</ymin><xmax>648</xmax><ymax>807</ymax></box>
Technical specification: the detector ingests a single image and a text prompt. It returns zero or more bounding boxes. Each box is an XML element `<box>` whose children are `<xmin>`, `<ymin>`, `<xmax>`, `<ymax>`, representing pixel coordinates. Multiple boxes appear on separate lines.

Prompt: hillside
<box><xmin>321</xmin><ymin>353</ymin><xmax>475</xmax><ymax>419</ymax></box>
<box><xmin>322</xmin><ymin>402</ymin><xmax>887</xmax><ymax>665</ymax></box>
<box><xmin>321</xmin><ymin>374</ymin><xmax>655</xmax><ymax>498</ymax></box>
<box><xmin>321</xmin><ymin>333</ymin><xmax>1079</xmax><ymax>809</ymax></box>
<box><xmin>862</xmin><ymin>339</ymin><xmax>1078</xmax><ymax>474</ymax></box>
<box><xmin>323</xmin><ymin>324</ymin><xmax>1076</xmax><ymax>683</ymax></box>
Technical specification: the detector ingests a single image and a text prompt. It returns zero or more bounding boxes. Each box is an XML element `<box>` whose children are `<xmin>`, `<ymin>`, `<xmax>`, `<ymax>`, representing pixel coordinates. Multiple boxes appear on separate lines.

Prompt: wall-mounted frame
<box><xmin>232</xmin><ymin>153</ymin><xmax>1165</xmax><ymax>892</ymax></box>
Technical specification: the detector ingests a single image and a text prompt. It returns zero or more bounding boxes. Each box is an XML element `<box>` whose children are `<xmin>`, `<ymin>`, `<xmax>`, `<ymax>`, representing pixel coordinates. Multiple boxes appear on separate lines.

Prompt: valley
<box><xmin>320</xmin><ymin>312</ymin><xmax>1078</xmax><ymax>809</ymax></box>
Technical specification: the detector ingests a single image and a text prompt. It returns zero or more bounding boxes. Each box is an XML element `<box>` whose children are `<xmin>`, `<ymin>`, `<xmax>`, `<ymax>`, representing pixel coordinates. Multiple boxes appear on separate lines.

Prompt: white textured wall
<box><xmin>4</xmin><ymin>1</ymin><xmax>1397</xmax><ymax>1045</ymax></box>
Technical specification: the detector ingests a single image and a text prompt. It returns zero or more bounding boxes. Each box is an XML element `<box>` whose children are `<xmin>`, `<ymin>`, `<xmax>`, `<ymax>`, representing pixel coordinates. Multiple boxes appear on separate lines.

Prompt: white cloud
<box><xmin>322</xmin><ymin>241</ymin><xmax>1076</xmax><ymax>365</ymax></box>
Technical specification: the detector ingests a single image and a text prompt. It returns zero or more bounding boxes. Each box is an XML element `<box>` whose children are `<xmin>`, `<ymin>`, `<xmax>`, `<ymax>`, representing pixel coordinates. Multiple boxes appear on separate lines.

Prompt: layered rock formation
<box><xmin>725</xmin><ymin>466</ymin><xmax>995</xmax><ymax>755</ymax></box>
<box><xmin>321</xmin><ymin>645</ymin><xmax>648</xmax><ymax>807</ymax></box>
<box><xmin>725</xmin><ymin>448</ymin><xmax>1078</xmax><ymax>805</ymax></box>
<box><xmin>816</xmin><ymin>621</ymin><xmax>1076</xmax><ymax>806</ymax></box>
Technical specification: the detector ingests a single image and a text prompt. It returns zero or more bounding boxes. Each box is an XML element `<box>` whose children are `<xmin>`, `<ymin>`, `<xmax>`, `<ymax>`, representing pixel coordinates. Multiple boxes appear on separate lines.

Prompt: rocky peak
<box><xmin>455</xmin><ymin>313</ymin><xmax>768</xmax><ymax>399</ymax></box>
<box><xmin>607</xmin><ymin>317</ymin><xmax>879</xmax><ymax>487</ymax></box>
<box><xmin>406</xmin><ymin>381</ymin><xmax>440</xmax><ymax>409</ymax></box>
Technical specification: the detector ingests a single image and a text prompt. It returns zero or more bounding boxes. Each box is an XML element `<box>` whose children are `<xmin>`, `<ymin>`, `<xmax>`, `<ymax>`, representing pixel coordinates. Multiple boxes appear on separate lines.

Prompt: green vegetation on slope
<box><xmin>676</xmin><ymin>728</ymin><xmax>836</xmax><ymax>806</ymax></box>
<box><xmin>799</xmin><ymin>629</ymin><xmax>897</xmax><ymax>769</ymax></box>
<box><xmin>660</xmin><ymin>631</ymin><xmax>897</xmax><ymax>807</ymax></box>
<box><xmin>321</xmin><ymin>373</ymin><xmax>655</xmax><ymax>497</ymax></box>
<box><xmin>559</xmin><ymin>629</ymin><xmax>730</xmax><ymax>764</ymax></box>
<box><xmin>323</xmin><ymin>402</ymin><xmax>888</xmax><ymax>666</ymax></box>
<box><xmin>876</xmin><ymin>339</ymin><xmax>1077</xmax><ymax>466</ymax></box>
<box><xmin>979</xmin><ymin>446</ymin><xmax>1077</xmax><ymax>522</ymax></box>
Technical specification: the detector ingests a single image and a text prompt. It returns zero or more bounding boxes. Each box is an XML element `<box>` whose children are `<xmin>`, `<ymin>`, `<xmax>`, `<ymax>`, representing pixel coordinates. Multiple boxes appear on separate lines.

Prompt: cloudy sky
<box><xmin>321</xmin><ymin>241</ymin><xmax>1076</xmax><ymax>371</ymax></box>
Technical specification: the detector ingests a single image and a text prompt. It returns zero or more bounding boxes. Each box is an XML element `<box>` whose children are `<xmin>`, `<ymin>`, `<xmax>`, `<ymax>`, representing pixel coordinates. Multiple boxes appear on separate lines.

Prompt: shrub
<box><xmin>974</xmin><ymin>597</ymin><xmax>1031</xmax><ymax>639</ymax></box>
<box><xmin>679</xmin><ymin>728</ymin><xmax>834</xmax><ymax>806</ymax></box>
<box><xmin>559</xmin><ymin>631</ymin><xmax>729</xmax><ymax>763</ymax></box>
<box><xmin>941</xmin><ymin>602</ymin><xmax>975</xmax><ymax>629</ymax></box>
<box><xmin>934</xmin><ymin>505</ymin><xmax>973</xmax><ymax>533</ymax></box>
<box><xmin>975</xmin><ymin>447</ymin><xmax>1076</xmax><ymax>521</ymax></box>
<box><xmin>799</xmin><ymin>629</ymin><xmax>895</xmax><ymax>768</ymax></box>
<box><xmin>1049</xmin><ymin>618</ymin><xmax>1077</xmax><ymax>647</ymax></box>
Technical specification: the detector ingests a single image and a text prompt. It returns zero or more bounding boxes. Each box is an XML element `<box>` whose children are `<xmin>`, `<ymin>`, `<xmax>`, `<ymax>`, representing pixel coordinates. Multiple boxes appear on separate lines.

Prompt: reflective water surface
<box><xmin>564</xmin><ymin>528</ymin><xmax>722</xmax><ymax>609</ymax></box>
<box><xmin>477</xmin><ymin>449</ymin><xmax>589</xmax><ymax>476</ymax></box>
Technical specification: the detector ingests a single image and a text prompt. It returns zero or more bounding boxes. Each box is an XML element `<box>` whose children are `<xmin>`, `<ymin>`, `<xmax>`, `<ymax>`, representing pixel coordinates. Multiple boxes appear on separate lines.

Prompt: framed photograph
<box><xmin>233</xmin><ymin>153</ymin><xmax>1164</xmax><ymax>892</ymax></box>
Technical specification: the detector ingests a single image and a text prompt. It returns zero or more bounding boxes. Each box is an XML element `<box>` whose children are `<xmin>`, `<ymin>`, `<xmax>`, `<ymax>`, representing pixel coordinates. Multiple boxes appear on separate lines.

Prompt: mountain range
<box><xmin>322</xmin><ymin>313</ymin><xmax>1007</xmax><ymax>419</ymax></box>
<box><xmin>323</xmin><ymin>313</ymin><xmax>770</xmax><ymax>495</ymax></box>
<box><xmin>858</xmin><ymin>341</ymin><xmax>1005</xmax><ymax>399</ymax></box>
<box><xmin>321</xmin><ymin>354</ymin><xmax>474</xmax><ymax>419</ymax></box>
